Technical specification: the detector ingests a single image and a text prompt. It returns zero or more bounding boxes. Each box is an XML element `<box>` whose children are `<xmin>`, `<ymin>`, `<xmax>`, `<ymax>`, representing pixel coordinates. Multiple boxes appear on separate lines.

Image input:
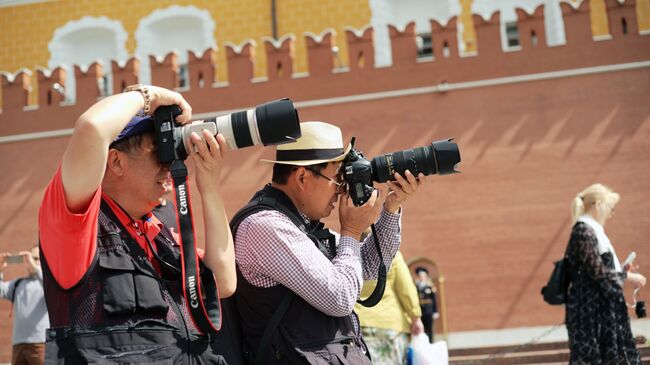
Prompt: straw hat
<box><xmin>261</xmin><ymin>121</ymin><xmax>351</xmax><ymax>166</ymax></box>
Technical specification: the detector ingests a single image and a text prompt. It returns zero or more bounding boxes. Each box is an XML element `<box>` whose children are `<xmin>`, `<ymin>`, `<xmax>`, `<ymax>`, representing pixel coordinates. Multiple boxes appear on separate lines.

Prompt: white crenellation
<box><xmin>262</xmin><ymin>34</ymin><xmax>296</xmax><ymax>49</ymax></box>
<box><xmin>223</xmin><ymin>40</ymin><xmax>258</xmax><ymax>54</ymax></box>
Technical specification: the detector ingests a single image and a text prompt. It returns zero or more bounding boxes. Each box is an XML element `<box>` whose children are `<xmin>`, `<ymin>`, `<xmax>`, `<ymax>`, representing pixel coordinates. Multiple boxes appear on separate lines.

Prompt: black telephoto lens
<box><xmin>256</xmin><ymin>98</ymin><xmax>301</xmax><ymax>146</ymax></box>
<box><xmin>370</xmin><ymin>138</ymin><xmax>460</xmax><ymax>183</ymax></box>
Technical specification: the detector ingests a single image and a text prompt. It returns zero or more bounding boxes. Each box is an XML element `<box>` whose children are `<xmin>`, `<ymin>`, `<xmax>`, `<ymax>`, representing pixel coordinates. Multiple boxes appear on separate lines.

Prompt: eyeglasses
<box><xmin>306</xmin><ymin>168</ymin><xmax>346</xmax><ymax>194</ymax></box>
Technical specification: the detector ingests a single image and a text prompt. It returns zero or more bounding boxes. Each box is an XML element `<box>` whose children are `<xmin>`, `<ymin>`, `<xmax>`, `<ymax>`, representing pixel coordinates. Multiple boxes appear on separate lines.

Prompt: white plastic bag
<box><xmin>406</xmin><ymin>333</ymin><xmax>449</xmax><ymax>365</ymax></box>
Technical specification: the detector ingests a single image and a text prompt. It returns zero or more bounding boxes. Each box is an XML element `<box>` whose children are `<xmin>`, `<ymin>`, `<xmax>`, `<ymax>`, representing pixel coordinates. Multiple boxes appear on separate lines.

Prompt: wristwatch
<box><xmin>124</xmin><ymin>84</ymin><xmax>152</xmax><ymax>116</ymax></box>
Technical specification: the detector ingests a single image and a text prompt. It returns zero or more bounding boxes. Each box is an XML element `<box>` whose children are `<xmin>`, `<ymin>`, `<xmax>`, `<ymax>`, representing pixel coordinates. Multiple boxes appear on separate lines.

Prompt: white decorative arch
<box><xmin>48</xmin><ymin>16</ymin><xmax>128</xmax><ymax>101</ymax></box>
<box><xmin>135</xmin><ymin>5</ymin><xmax>216</xmax><ymax>86</ymax></box>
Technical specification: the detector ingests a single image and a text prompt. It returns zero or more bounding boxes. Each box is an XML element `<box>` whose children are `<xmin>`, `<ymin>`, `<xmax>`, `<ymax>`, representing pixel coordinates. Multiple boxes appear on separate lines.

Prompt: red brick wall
<box><xmin>0</xmin><ymin>1</ymin><xmax>648</xmax><ymax>361</ymax></box>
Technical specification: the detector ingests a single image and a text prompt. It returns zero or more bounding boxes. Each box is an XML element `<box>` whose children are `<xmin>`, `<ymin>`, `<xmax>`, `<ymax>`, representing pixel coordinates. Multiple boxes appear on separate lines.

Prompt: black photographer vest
<box><xmin>41</xmin><ymin>199</ymin><xmax>226</xmax><ymax>364</ymax></box>
<box><xmin>230</xmin><ymin>185</ymin><xmax>371</xmax><ymax>365</ymax></box>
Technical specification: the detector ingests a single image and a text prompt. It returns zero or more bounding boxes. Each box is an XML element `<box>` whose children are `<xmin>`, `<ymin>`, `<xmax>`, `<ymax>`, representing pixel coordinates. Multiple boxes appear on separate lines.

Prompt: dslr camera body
<box><xmin>153</xmin><ymin>98</ymin><xmax>301</xmax><ymax>164</ymax></box>
<box><xmin>343</xmin><ymin>138</ymin><xmax>461</xmax><ymax>206</ymax></box>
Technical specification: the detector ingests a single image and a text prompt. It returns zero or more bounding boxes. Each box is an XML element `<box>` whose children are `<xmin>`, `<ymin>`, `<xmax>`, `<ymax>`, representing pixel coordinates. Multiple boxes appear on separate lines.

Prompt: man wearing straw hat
<box><xmin>230</xmin><ymin>121</ymin><xmax>427</xmax><ymax>364</ymax></box>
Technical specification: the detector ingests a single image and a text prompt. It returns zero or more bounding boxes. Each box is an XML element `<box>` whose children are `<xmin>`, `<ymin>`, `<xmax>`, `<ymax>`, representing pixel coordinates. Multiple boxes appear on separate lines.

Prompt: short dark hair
<box><xmin>272</xmin><ymin>162</ymin><xmax>328</xmax><ymax>184</ymax></box>
<box><xmin>110</xmin><ymin>132</ymin><xmax>152</xmax><ymax>156</ymax></box>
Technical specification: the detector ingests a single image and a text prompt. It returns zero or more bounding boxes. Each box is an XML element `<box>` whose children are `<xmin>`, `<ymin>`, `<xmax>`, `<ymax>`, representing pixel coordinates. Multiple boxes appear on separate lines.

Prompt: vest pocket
<box><xmin>134</xmin><ymin>274</ymin><xmax>169</xmax><ymax>315</ymax></box>
<box><xmin>99</xmin><ymin>249</ymin><xmax>170</xmax><ymax>316</ymax></box>
<box><xmin>293</xmin><ymin>337</ymin><xmax>370</xmax><ymax>365</ymax></box>
<box><xmin>47</xmin><ymin>326</ymin><xmax>183</xmax><ymax>364</ymax></box>
<box><xmin>99</xmin><ymin>251</ymin><xmax>136</xmax><ymax>315</ymax></box>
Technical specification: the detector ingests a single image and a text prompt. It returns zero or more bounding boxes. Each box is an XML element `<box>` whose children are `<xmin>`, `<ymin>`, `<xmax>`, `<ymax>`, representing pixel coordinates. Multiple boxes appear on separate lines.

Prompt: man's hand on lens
<box><xmin>339</xmin><ymin>189</ymin><xmax>382</xmax><ymax>241</ymax></box>
<box><xmin>384</xmin><ymin>170</ymin><xmax>427</xmax><ymax>213</ymax></box>
<box><xmin>190</xmin><ymin>131</ymin><xmax>228</xmax><ymax>195</ymax></box>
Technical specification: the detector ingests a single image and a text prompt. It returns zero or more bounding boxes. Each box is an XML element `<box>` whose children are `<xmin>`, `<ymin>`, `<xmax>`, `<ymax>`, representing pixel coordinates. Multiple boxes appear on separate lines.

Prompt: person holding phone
<box><xmin>565</xmin><ymin>183</ymin><xmax>646</xmax><ymax>365</ymax></box>
<box><xmin>0</xmin><ymin>246</ymin><xmax>49</xmax><ymax>365</ymax></box>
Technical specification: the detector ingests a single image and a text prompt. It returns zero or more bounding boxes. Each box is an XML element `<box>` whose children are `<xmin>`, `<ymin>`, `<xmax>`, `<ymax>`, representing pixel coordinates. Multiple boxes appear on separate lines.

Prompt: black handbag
<box><xmin>541</xmin><ymin>257</ymin><xmax>571</xmax><ymax>305</ymax></box>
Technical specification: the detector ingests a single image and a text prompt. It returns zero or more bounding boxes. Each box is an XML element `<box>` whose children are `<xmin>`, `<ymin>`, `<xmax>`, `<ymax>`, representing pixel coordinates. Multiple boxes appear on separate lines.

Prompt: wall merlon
<box><xmin>226</xmin><ymin>42</ymin><xmax>255</xmax><ymax>85</ymax></box>
<box><xmin>1</xmin><ymin>69</ymin><xmax>31</xmax><ymax>111</ymax></box>
<box><xmin>389</xmin><ymin>22</ymin><xmax>417</xmax><ymax>67</ymax></box>
<box><xmin>36</xmin><ymin>67</ymin><xmax>66</xmax><ymax>108</ymax></box>
<box><xmin>516</xmin><ymin>5</ymin><xmax>547</xmax><ymax>49</ymax></box>
<box><xmin>561</xmin><ymin>0</ymin><xmax>593</xmax><ymax>44</ymax></box>
<box><xmin>187</xmin><ymin>48</ymin><xmax>216</xmax><ymax>89</ymax></box>
<box><xmin>345</xmin><ymin>26</ymin><xmax>374</xmax><ymax>71</ymax></box>
<box><xmin>473</xmin><ymin>12</ymin><xmax>502</xmax><ymax>58</ymax></box>
<box><xmin>304</xmin><ymin>29</ymin><xmax>337</xmax><ymax>44</ymax></box>
<box><xmin>150</xmin><ymin>53</ymin><xmax>178</xmax><ymax>89</ymax></box>
<box><xmin>305</xmin><ymin>30</ymin><xmax>336</xmax><ymax>77</ymax></box>
<box><xmin>263</xmin><ymin>35</ymin><xmax>296</xmax><ymax>50</ymax></box>
<box><xmin>111</xmin><ymin>58</ymin><xmax>140</xmax><ymax>94</ymax></box>
<box><xmin>431</xmin><ymin>17</ymin><xmax>459</xmax><ymax>60</ymax></box>
<box><xmin>605</xmin><ymin>0</ymin><xmax>639</xmax><ymax>36</ymax></box>
<box><xmin>264</xmin><ymin>36</ymin><xmax>295</xmax><ymax>81</ymax></box>
<box><xmin>74</xmin><ymin>62</ymin><xmax>102</xmax><ymax>106</ymax></box>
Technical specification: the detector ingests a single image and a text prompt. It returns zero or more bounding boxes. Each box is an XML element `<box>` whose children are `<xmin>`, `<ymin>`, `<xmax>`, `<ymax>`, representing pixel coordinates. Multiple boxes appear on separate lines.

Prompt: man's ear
<box><xmin>106</xmin><ymin>149</ymin><xmax>127</xmax><ymax>177</ymax></box>
<box><xmin>293</xmin><ymin>166</ymin><xmax>308</xmax><ymax>191</ymax></box>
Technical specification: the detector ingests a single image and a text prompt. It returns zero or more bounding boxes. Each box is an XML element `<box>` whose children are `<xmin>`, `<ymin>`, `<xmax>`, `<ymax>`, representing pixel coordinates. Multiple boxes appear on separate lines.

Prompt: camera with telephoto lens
<box><xmin>153</xmin><ymin>98</ymin><xmax>301</xmax><ymax>164</ymax></box>
<box><xmin>343</xmin><ymin>138</ymin><xmax>461</xmax><ymax>206</ymax></box>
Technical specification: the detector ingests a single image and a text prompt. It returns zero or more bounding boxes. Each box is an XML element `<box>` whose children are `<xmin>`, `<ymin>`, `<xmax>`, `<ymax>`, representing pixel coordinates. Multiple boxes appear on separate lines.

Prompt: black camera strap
<box><xmin>356</xmin><ymin>223</ymin><xmax>387</xmax><ymax>307</ymax></box>
<box><xmin>170</xmin><ymin>159</ymin><xmax>221</xmax><ymax>335</ymax></box>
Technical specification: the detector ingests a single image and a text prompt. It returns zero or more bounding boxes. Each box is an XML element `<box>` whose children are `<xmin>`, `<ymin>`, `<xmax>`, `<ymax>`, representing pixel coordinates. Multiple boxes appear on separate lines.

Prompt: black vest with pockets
<box><xmin>41</xmin><ymin>199</ymin><xmax>226</xmax><ymax>364</ymax></box>
<box><xmin>225</xmin><ymin>184</ymin><xmax>371</xmax><ymax>365</ymax></box>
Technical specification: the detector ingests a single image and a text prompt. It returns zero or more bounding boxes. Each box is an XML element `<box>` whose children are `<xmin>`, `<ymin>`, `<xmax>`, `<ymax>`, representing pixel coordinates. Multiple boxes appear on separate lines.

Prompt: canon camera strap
<box><xmin>356</xmin><ymin>223</ymin><xmax>387</xmax><ymax>307</ymax></box>
<box><xmin>170</xmin><ymin>159</ymin><xmax>221</xmax><ymax>335</ymax></box>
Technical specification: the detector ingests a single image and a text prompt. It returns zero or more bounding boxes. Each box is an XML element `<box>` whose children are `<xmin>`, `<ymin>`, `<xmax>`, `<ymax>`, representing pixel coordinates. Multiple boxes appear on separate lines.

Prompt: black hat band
<box><xmin>276</xmin><ymin>148</ymin><xmax>344</xmax><ymax>162</ymax></box>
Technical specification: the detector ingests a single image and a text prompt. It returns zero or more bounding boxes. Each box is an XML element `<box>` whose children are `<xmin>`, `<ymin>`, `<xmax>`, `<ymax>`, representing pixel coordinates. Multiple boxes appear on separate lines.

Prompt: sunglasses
<box><xmin>306</xmin><ymin>168</ymin><xmax>347</xmax><ymax>194</ymax></box>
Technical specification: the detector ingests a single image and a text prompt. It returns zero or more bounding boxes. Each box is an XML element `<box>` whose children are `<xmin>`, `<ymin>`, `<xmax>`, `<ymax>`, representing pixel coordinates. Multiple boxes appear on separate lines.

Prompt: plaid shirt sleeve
<box><xmin>360</xmin><ymin>208</ymin><xmax>402</xmax><ymax>279</ymax></box>
<box><xmin>235</xmin><ymin>208</ymin><xmax>402</xmax><ymax>317</ymax></box>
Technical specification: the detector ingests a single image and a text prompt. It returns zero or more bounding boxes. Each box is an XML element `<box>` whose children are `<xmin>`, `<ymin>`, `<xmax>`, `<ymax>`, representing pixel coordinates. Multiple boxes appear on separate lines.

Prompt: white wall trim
<box><xmin>223</xmin><ymin>40</ymin><xmax>257</xmax><ymax>54</ymax></box>
<box><xmin>0</xmin><ymin>68</ymin><xmax>33</xmax><ymax>82</ymax></box>
<box><xmin>343</xmin><ymin>24</ymin><xmax>373</xmax><ymax>38</ymax></box>
<box><xmin>304</xmin><ymin>28</ymin><xmax>337</xmax><ymax>43</ymax></box>
<box><xmin>0</xmin><ymin>128</ymin><xmax>74</xmax><ymax>144</ymax></box>
<box><xmin>47</xmin><ymin>16</ymin><xmax>128</xmax><ymax>101</ymax></box>
<box><xmin>135</xmin><ymin>5</ymin><xmax>216</xmax><ymax>85</ymax></box>
<box><xmin>48</xmin><ymin>16</ymin><xmax>128</xmax><ymax>69</ymax></box>
<box><xmin>3</xmin><ymin>60</ymin><xmax>649</xmax><ymax>144</ymax></box>
<box><xmin>262</xmin><ymin>34</ymin><xmax>296</xmax><ymax>49</ymax></box>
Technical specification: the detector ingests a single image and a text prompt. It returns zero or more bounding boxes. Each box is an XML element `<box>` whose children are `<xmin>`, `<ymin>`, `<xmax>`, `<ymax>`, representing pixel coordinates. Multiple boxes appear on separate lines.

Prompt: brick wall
<box><xmin>0</xmin><ymin>1</ymin><xmax>649</xmax><ymax>362</ymax></box>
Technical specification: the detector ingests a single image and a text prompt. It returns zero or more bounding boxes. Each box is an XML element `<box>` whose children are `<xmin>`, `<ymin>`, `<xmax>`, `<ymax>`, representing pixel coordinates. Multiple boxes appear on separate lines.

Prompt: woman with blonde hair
<box><xmin>565</xmin><ymin>183</ymin><xmax>646</xmax><ymax>364</ymax></box>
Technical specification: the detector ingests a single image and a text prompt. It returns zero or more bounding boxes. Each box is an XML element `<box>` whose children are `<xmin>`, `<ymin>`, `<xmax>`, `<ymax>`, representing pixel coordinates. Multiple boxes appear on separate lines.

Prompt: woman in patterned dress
<box><xmin>565</xmin><ymin>183</ymin><xmax>646</xmax><ymax>364</ymax></box>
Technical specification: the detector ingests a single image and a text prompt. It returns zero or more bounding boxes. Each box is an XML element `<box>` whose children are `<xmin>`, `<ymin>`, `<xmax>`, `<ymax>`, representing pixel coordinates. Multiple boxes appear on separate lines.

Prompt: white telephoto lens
<box><xmin>247</xmin><ymin>109</ymin><xmax>262</xmax><ymax>146</ymax></box>
<box><xmin>215</xmin><ymin>114</ymin><xmax>238</xmax><ymax>150</ymax></box>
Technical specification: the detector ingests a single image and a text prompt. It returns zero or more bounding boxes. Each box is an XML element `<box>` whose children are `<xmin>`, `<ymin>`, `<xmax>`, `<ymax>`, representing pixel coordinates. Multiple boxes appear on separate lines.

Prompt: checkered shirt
<box><xmin>234</xmin><ymin>207</ymin><xmax>402</xmax><ymax>318</ymax></box>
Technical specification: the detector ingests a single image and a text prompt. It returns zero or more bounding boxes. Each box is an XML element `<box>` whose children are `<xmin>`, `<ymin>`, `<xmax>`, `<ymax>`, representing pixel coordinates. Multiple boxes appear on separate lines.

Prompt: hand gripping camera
<box><xmin>153</xmin><ymin>98</ymin><xmax>301</xmax><ymax>164</ymax></box>
<box><xmin>343</xmin><ymin>138</ymin><xmax>461</xmax><ymax>206</ymax></box>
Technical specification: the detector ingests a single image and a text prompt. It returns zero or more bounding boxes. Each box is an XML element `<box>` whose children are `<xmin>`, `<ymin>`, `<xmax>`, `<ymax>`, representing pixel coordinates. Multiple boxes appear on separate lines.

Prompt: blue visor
<box><xmin>110</xmin><ymin>115</ymin><xmax>155</xmax><ymax>147</ymax></box>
